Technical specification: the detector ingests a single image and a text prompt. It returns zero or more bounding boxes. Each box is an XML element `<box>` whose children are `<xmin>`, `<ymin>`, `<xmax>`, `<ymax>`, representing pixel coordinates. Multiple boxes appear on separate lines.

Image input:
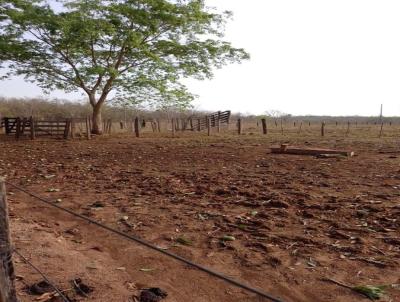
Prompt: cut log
<box><xmin>271</xmin><ymin>144</ymin><xmax>354</xmax><ymax>157</ymax></box>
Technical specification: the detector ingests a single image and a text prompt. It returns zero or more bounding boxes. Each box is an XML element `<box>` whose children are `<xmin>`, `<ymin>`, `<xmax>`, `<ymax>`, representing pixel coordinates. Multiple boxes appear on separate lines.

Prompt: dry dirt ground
<box><xmin>0</xmin><ymin>127</ymin><xmax>399</xmax><ymax>302</ymax></box>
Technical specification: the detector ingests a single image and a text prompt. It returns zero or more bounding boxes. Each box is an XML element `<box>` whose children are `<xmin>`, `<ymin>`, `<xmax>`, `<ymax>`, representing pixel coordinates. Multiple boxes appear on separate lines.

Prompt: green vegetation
<box><xmin>0</xmin><ymin>0</ymin><xmax>248</xmax><ymax>133</ymax></box>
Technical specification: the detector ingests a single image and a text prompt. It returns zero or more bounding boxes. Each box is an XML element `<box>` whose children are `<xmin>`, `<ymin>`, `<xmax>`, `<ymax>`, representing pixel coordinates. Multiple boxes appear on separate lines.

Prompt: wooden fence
<box><xmin>175</xmin><ymin>110</ymin><xmax>231</xmax><ymax>132</ymax></box>
<box><xmin>3</xmin><ymin>113</ymin><xmax>395</xmax><ymax>140</ymax></box>
<box><xmin>2</xmin><ymin>117</ymin><xmax>71</xmax><ymax>140</ymax></box>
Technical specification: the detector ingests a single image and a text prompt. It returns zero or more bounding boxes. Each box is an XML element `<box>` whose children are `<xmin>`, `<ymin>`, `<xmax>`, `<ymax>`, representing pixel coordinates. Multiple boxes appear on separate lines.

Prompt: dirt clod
<box><xmin>138</xmin><ymin>288</ymin><xmax>168</xmax><ymax>302</ymax></box>
<box><xmin>27</xmin><ymin>280</ymin><xmax>53</xmax><ymax>295</ymax></box>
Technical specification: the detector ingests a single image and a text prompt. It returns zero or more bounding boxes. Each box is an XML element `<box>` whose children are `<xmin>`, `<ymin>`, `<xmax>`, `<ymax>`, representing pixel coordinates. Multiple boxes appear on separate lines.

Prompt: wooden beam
<box><xmin>271</xmin><ymin>144</ymin><xmax>354</xmax><ymax>157</ymax></box>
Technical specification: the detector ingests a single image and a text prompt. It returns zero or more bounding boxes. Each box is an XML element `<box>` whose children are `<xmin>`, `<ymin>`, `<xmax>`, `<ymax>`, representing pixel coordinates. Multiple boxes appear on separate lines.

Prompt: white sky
<box><xmin>1</xmin><ymin>0</ymin><xmax>400</xmax><ymax>116</ymax></box>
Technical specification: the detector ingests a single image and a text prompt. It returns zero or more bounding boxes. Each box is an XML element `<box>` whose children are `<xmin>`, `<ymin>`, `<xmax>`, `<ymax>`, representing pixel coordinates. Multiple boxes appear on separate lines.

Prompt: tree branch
<box><xmin>30</xmin><ymin>28</ymin><xmax>91</xmax><ymax>94</ymax></box>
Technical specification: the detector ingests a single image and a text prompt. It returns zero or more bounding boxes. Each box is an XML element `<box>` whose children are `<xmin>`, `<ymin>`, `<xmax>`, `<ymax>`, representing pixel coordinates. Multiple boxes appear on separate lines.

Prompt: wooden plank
<box><xmin>34</xmin><ymin>129</ymin><xmax>64</xmax><ymax>135</ymax></box>
<box><xmin>35</xmin><ymin>119</ymin><xmax>66</xmax><ymax>122</ymax></box>
<box><xmin>271</xmin><ymin>144</ymin><xmax>354</xmax><ymax>157</ymax></box>
<box><xmin>34</xmin><ymin>125</ymin><xmax>67</xmax><ymax>128</ymax></box>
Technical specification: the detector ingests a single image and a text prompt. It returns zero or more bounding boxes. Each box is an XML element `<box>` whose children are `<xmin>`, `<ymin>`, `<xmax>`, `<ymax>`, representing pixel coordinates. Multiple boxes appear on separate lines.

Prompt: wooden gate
<box><xmin>194</xmin><ymin>110</ymin><xmax>231</xmax><ymax>131</ymax></box>
<box><xmin>2</xmin><ymin>117</ymin><xmax>71</xmax><ymax>140</ymax></box>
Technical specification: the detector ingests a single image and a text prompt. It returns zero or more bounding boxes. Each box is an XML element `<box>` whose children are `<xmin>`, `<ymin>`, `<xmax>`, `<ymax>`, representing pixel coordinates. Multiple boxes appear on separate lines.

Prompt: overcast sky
<box><xmin>1</xmin><ymin>0</ymin><xmax>399</xmax><ymax>116</ymax></box>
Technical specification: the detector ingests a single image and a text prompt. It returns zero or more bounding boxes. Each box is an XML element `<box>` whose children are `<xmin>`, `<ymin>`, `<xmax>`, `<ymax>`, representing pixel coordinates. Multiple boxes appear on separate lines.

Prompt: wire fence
<box><xmin>2</xmin><ymin>115</ymin><xmax>400</xmax><ymax>141</ymax></box>
<box><xmin>14</xmin><ymin>249</ymin><xmax>70</xmax><ymax>302</ymax></box>
<box><xmin>7</xmin><ymin>181</ymin><xmax>284</xmax><ymax>302</ymax></box>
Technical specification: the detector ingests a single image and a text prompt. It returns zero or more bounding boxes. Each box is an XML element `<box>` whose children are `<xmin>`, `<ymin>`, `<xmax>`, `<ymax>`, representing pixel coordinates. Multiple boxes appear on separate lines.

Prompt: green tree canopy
<box><xmin>1</xmin><ymin>0</ymin><xmax>249</xmax><ymax>133</ymax></box>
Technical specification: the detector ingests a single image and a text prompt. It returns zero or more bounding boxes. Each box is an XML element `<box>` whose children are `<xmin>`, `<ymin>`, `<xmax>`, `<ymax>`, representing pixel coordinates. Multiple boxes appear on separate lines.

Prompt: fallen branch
<box><xmin>271</xmin><ymin>144</ymin><xmax>354</xmax><ymax>157</ymax></box>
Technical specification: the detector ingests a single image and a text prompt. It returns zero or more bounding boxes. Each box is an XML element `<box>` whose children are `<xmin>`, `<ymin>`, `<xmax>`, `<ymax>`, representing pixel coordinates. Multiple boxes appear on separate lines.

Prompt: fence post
<box><xmin>207</xmin><ymin>117</ymin><xmax>211</xmax><ymax>136</ymax></box>
<box><xmin>197</xmin><ymin>119</ymin><xmax>201</xmax><ymax>131</ymax></box>
<box><xmin>15</xmin><ymin>118</ymin><xmax>21</xmax><ymax>140</ymax></box>
<box><xmin>237</xmin><ymin>118</ymin><xmax>242</xmax><ymax>135</ymax></box>
<box><xmin>346</xmin><ymin>121</ymin><xmax>350</xmax><ymax>136</ymax></box>
<box><xmin>298</xmin><ymin>122</ymin><xmax>303</xmax><ymax>134</ymax></box>
<box><xmin>189</xmin><ymin>118</ymin><xmax>194</xmax><ymax>131</ymax></box>
<box><xmin>172</xmin><ymin>118</ymin><xmax>177</xmax><ymax>137</ymax></box>
<box><xmin>134</xmin><ymin>117</ymin><xmax>140</xmax><ymax>138</ymax></box>
<box><xmin>379</xmin><ymin>122</ymin><xmax>384</xmax><ymax>138</ymax></box>
<box><xmin>217</xmin><ymin>111</ymin><xmax>221</xmax><ymax>133</ymax></box>
<box><xmin>0</xmin><ymin>179</ymin><xmax>18</xmax><ymax>302</ymax></box>
<box><xmin>261</xmin><ymin>118</ymin><xmax>267</xmax><ymax>135</ymax></box>
<box><xmin>108</xmin><ymin>119</ymin><xmax>112</xmax><ymax>134</ymax></box>
<box><xmin>85</xmin><ymin>116</ymin><xmax>91</xmax><ymax>140</ymax></box>
<box><xmin>29</xmin><ymin>116</ymin><xmax>35</xmax><ymax>140</ymax></box>
<box><xmin>157</xmin><ymin>119</ymin><xmax>161</xmax><ymax>132</ymax></box>
<box><xmin>321</xmin><ymin>121</ymin><xmax>325</xmax><ymax>137</ymax></box>
<box><xmin>70</xmin><ymin>119</ymin><xmax>75</xmax><ymax>139</ymax></box>
<box><xmin>4</xmin><ymin>119</ymin><xmax>9</xmax><ymax>135</ymax></box>
<box><xmin>63</xmin><ymin>119</ymin><xmax>71</xmax><ymax>139</ymax></box>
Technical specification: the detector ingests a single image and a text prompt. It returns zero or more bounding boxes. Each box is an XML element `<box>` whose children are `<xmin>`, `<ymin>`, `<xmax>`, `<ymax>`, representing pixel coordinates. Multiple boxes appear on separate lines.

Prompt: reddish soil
<box><xmin>1</xmin><ymin>132</ymin><xmax>399</xmax><ymax>302</ymax></box>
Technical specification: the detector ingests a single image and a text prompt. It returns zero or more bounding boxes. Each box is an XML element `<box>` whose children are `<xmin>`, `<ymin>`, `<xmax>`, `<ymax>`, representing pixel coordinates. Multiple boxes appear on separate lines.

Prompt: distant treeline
<box><xmin>0</xmin><ymin>97</ymin><xmax>197</xmax><ymax>121</ymax></box>
<box><xmin>0</xmin><ymin>97</ymin><xmax>397</xmax><ymax>123</ymax></box>
<box><xmin>248</xmin><ymin>114</ymin><xmax>399</xmax><ymax>124</ymax></box>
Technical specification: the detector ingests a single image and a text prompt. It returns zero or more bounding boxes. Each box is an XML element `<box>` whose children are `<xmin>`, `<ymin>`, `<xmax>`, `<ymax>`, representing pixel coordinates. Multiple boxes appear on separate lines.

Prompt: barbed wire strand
<box><xmin>6</xmin><ymin>181</ymin><xmax>284</xmax><ymax>302</ymax></box>
<box><xmin>14</xmin><ymin>249</ymin><xmax>70</xmax><ymax>302</ymax></box>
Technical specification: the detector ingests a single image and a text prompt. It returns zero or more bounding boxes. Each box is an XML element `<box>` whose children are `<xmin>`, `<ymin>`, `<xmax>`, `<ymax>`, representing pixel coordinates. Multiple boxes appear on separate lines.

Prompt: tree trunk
<box><xmin>92</xmin><ymin>105</ymin><xmax>103</xmax><ymax>134</ymax></box>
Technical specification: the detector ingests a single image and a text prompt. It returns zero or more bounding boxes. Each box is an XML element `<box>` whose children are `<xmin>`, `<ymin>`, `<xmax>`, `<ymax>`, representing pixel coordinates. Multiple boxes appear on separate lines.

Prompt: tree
<box><xmin>264</xmin><ymin>110</ymin><xmax>288</xmax><ymax>119</ymax></box>
<box><xmin>1</xmin><ymin>0</ymin><xmax>249</xmax><ymax>134</ymax></box>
